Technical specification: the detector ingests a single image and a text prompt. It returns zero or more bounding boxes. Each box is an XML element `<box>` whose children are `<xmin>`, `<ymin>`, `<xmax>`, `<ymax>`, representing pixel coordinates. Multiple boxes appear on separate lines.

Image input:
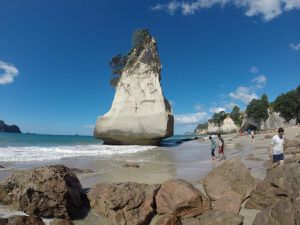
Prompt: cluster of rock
<box><xmin>94</xmin><ymin>34</ymin><xmax>174</xmax><ymax>145</ymax></box>
<box><xmin>2</xmin><ymin>152</ymin><xmax>299</xmax><ymax>225</ymax></box>
<box><xmin>194</xmin><ymin>117</ymin><xmax>239</xmax><ymax>134</ymax></box>
<box><xmin>0</xmin><ymin>120</ymin><xmax>21</xmax><ymax>133</ymax></box>
<box><xmin>245</xmin><ymin>138</ymin><xmax>300</xmax><ymax>225</ymax></box>
<box><xmin>0</xmin><ymin>158</ymin><xmax>257</xmax><ymax>225</ymax></box>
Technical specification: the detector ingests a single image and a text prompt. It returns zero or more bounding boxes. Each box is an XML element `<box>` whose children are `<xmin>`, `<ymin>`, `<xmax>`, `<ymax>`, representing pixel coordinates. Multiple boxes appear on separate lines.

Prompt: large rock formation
<box><xmin>242</xmin><ymin>111</ymin><xmax>297</xmax><ymax>131</ymax></box>
<box><xmin>0</xmin><ymin>120</ymin><xmax>21</xmax><ymax>133</ymax></box>
<box><xmin>194</xmin><ymin>116</ymin><xmax>238</xmax><ymax>134</ymax></box>
<box><xmin>94</xmin><ymin>32</ymin><xmax>174</xmax><ymax>145</ymax></box>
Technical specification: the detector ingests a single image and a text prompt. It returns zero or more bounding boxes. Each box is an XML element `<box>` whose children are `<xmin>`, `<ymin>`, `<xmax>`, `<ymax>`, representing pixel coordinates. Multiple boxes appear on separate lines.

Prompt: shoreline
<box><xmin>0</xmin><ymin>127</ymin><xmax>299</xmax><ymax>225</ymax></box>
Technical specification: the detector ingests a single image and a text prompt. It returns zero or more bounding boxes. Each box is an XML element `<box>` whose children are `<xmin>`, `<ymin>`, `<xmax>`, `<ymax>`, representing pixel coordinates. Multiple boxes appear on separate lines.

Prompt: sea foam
<box><xmin>0</xmin><ymin>144</ymin><xmax>157</xmax><ymax>162</ymax></box>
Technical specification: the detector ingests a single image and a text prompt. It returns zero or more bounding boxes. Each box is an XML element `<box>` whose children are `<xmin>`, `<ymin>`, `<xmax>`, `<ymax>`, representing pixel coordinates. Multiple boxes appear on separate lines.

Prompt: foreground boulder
<box><xmin>181</xmin><ymin>210</ymin><xmax>243</xmax><ymax>225</ymax></box>
<box><xmin>245</xmin><ymin>181</ymin><xmax>287</xmax><ymax>210</ymax></box>
<box><xmin>202</xmin><ymin>158</ymin><xmax>255</xmax><ymax>213</ymax></box>
<box><xmin>247</xmin><ymin>161</ymin><xmax>300</xmax><ymax>224</ymax></box>
<box><xmin>156</xmin><ymin>179</ymin><xmax>211</xmax><ymax>218</ymax></box>
<box><xmin>0</xmin><ymin>216</ymin><xmax>45</xmax><ymax>225</ymax></box>
<box><xmin>88</xmin><ymin>182</ymin><xmax>160</xmax><ymax>225</ymax></box>
<box><xmin>94</xmin><ymin>30</ymin><xmax>174</xmax><ymax>145</ymax></box>
<box><xmin>0</xmin><ymin>165</ymin><xmax>83</xmax><ymax>219</ymax></box>
<box><xmin>246</xmin><ymin>161</ymin><xmax>300</xmax><ymax>211</ymax></box>
<box><xmin>253</xmin><ymin>199</ymin><xmax>297</xmax><ymax>225</ymax></box>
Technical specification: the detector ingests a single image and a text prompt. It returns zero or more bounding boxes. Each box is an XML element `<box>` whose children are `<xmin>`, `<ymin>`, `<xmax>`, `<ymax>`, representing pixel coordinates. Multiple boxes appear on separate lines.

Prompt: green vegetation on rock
<box><xmin>273</xmin><ymin>85</ymin><xmax>300</xmax><ymax>122</ymax></box>
<box><xmin>246</xmin><ymin>94</ymin><xmax>269</xmax><ymax>123</ymax></box>
<box><xmin>230</xmin><ymin>105</ymin><xmax>243</xmax><ymax>127</ymax></box>
<box><xmin>109</xmin><ymin>29</ymin><xmax>152</xmax><ymax>87</ymax></box>
<box><xmin>209</xmin><ymin>111</ymin><xmax>228</xmax><ymax>127</ymax></box>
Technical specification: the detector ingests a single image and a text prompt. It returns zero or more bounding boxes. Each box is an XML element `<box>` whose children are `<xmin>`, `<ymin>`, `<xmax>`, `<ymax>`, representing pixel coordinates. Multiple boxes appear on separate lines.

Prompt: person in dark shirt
<box><xmin>218</xmin><ymin>134</ymin><xmax>225</xmax><ymax>160</ymax></box>
<box><xmin>209</xmin><ymin>136</ymin><xmax>217</xmax><ymax>160</ymax></box>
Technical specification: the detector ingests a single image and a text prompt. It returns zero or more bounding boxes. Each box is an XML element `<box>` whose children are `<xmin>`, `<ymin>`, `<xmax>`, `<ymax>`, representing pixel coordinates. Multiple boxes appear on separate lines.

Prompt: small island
<box><xmin>0</xmin><ymin>120</ymin><xmax>21</xmax><ymax>133</ymax></box>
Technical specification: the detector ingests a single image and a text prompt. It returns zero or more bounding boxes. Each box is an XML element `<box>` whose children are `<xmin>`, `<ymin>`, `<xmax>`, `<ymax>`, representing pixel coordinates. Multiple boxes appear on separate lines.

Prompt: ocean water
<box><xmin>0</xmin><ymin>132</ymin><xmax>203</xmax><ymax>164</ymax></box>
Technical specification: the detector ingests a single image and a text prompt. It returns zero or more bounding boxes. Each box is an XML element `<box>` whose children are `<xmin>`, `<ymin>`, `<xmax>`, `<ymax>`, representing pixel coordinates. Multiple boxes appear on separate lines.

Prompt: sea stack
<box><xmin>94</xmin><ymin>30</ymin><xmax>174</xmax><ymax>145</ymax></box>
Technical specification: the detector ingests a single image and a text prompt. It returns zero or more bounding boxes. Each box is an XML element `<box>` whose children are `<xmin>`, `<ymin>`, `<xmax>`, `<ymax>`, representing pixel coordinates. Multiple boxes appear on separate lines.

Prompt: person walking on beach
<box><xmin>251</xmin><ymin>130</ymin><xmax>255</xmax><ymax>143</ymax></box>
<box><xmin>209</xmin><ymin>136</ymin><xmax>216</xmax><ymax>160</ymax></box>
<box><xmin>270</xmin><ymin>127</ymin><xmax>285</xmax><ymax>166</ymax></box>
<box><xmin>218</xmin><ymin>134</ymin><xmax>225</xmax><ymax>160</ymax></box>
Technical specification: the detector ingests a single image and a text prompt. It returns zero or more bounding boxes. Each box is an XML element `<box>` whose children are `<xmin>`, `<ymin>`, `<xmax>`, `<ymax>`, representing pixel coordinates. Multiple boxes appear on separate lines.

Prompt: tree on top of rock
<box><xmin>209</xmin><ymin>111</ymin><xmax>228</xmax><ymax>127</ymax></box>
<box><xmin>109</xmin><ymin>29</ymin><xmax>152</xmax><ymax>87</ymax></box>
<box><xmin>230</xmin><ymin>105</ymin><xmax>243</xmax><ymax>127</ymax></box>
<box><xmin>246</xmin><ymin>94</ymin><xmax>269</xmax><ymax>123</ymax></box>
<box><xmin>272</xmin><ymin>85</ymin><xmax>300</xmax><ymax>122</ymax></box>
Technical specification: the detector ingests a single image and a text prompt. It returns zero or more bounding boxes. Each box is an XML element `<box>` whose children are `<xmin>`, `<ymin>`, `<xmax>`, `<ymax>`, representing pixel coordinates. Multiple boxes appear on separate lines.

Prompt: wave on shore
<box><xmin>0</xmin><ymin>144</ymin><xmax>157</xmax><ymax>162</ymax></box>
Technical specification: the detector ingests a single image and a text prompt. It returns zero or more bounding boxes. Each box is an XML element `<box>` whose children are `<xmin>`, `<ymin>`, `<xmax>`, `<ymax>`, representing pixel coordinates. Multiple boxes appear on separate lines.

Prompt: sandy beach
<box><xmin>1</xmin><ymin>126</ymin><xmax>299</xmax><ymax>225</ymax></box>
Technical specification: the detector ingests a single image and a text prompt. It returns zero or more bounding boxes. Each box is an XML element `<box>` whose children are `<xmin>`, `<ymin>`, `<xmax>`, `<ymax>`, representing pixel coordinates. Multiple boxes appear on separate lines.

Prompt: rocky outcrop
<box><xmin>94</xmin><ymin>32</ymin><xmax>173</xmax><ymax>145</ymax></box>
<box><xmin>247</xmin><ymin>160</ymin><xmax>300</xmax><ymax>225</ymax></box>
<box><xmin>253</xmin><ymin>198</ymin><xmax>298</xmax><ymax>225</ymax></box>
<box><xmin>243</xmin><ymin>111</ymin><xmax>297</xmax><ymax>131</ymax></box>
<box><xmin>156</xmin><ymin>179</ymin><xmax>211</xmax><ymax>218</ymax></box>
<box><xmin>0</xmin><ymin>165</ymin><xmax>83</xmax><ymax>219</ymax></box>
<box><xmin>87</xmin><ymin>182</ymin><xmax>160</xmax><ymax>225</ymax></box>
<box><xmin>0</xmin><ymin>120</ymin><xmax>21</xmax><ymax>133</ymax></box>
<box><xmin>202</xmin><ymin>158</ymin><xmax>255</xmax><ymax>214</ymax></box>
<box><xmin>195</xmin><ymin>117</ymin><xmax>238</xmax><ymax>134</ymax></box>
<box><xmin>260</xmin><ymin>112</ymin><xmax>296</xmax><ymax>130</ymax></box>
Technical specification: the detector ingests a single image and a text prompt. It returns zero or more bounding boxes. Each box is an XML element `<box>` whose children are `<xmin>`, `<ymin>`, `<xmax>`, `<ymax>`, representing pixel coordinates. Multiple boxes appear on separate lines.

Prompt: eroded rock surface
<box><xmin>94</xmin><ymin>33</ymin><xmax>173</xmax><ymax>145</ymax></box>
<box><xmin>154</xmin><ymin>214</ymin><xmax>181</xmax><ymax>225</ymax></box>
<box><xmin>248</xmin><ymin>160</ymin><xmax>300</xmax><ymax>225</ymax></box>
<box><xmin>88</xmin><ymin>182</ymin><xmax>160</xmax><ymax>225</ymax></box>
<box><xmin>0</xmin><ymin>165</ymin><xmax>83</xmax><ymax>219</ymax></box>
<box><xmin>181</xmin><ymin>210</ymin><xmax>243</xmax><ymax>225</ymax></box>
<box><xmin>156</xmin><ymin>179</ymin><xmax>211</xmax><ymax>218</ymax></box>
<box><xmin>203</xmin><ymin>158</ymin><xmax>255</xmax><ymax>202</ymax></box>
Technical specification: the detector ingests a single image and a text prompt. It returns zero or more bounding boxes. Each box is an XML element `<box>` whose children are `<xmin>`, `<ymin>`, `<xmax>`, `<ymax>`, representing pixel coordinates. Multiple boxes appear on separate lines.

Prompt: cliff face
<box><xmin>207</xmin><ymin>116</ymin><xmax>238</xmax><ymax>134</ymax></box>
<box><xmin>94</xmin><ymin>36</ymin><xmax>174</xmax><ymax>145</ymax></box>
<box><xmin>194</xmin><ymin>117</ymin><xmax>238</xmax><ymax>134</ymax></box>
<box><xmin>244</xmin><ymin>111</ymin><xmax>296</xmax><ymax>131</ymax></box>
<box><xmin>0</xmin><ymin>120</ymin><xmax>21</xmax><ymax>133</ymax></box>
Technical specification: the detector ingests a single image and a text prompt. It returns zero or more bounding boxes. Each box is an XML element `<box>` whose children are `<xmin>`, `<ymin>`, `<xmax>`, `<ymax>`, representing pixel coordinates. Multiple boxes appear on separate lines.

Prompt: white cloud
<box><xmin>194</xmin><ymin>104</ymin><xmax>204</xmax><ymax>111</ymax></box>
<box><xmin>250</xmin><ymin>66</ymin><xmax>259</xmax><ymax>74</ymax></box>
<box><xmin>151</xmin><ymin>0</ymin><xmax>300</xmax><ymax>21</ymax></box>
<box><xmin>0</xmin><ymin>60</ymin><xmax>19</xmax><ymax>85</ymax></box>
<box><xmin>174</xmin><ymin>112</ymin><xmax>208</xmax><ymax>125</ymax></box>
<box><xmin>229</xmin><ymin>86</ymin><xmax>258</xmax><ymax>104</ymax></box>
<box><xmin>251</xmin><ymin>74</ymin><xmax>267</xmax><ymax>89</ymax></box>
<box><xmin>150</xmin><ymin>1</ymin><xmax>180</xmax><ymax>15</ymax></box>
<box><xmin>224</xmin><ymin>102</ymin><xmax>239</xmax><ymax>110</ymax></box>
<box><xmin>290</xmin><ymin>43</ymin><xmax>300</xmax><ymax>51</ymax></box>
<box><xmin>209</xmin><ymin>107</ymin><xmax>226</xmax><ymax>113</ymax></box>
<box><xmin>83</xmin><ymin>124</ymin><xmax>94</xmax><ymax>129</ymax></box>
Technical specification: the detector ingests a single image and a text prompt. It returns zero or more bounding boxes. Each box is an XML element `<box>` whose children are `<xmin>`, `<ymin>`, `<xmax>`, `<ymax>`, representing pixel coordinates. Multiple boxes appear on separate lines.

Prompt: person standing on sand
<box><xmin>218</xmin><ymin>134</ymin><xmax>225</xmax><ymax>160</ymax></box>
<box><xmin>270</xmin><ymin>127</ymin><xmax>285</xmax><ymax>166</ymax></box>
<box><xmin>209</xmin><ymin>136</ymin><xmax>216</xmax><ymax>160</ymax></box>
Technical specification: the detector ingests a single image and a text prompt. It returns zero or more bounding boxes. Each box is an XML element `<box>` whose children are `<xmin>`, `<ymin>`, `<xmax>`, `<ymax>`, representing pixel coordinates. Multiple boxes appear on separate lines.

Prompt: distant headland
<box><xmin>0</xmin><ymin>120</ymin><xmax>21</xmax><ymax>133</ymax></box>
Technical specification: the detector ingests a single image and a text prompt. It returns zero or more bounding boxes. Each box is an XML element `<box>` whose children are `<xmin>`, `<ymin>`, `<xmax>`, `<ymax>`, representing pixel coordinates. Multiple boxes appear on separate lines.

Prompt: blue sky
<box><xmin>0</xmin><ymin>0</ymin><xmax>300</xmax><ymax>135</ymax></box>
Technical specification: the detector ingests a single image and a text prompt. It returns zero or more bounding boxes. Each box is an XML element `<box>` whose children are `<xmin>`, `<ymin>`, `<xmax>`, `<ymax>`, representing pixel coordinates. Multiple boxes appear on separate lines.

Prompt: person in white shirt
<box><xmin>270</xmin><ymin>127</ymin><xmax>285</xmax><ymax>166</ymax></box>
